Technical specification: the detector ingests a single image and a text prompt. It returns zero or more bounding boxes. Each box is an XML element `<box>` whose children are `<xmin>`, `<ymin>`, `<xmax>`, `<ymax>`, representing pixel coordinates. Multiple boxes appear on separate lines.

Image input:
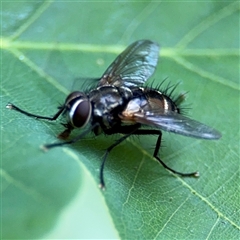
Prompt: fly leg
<box><xmin>6</xmin><ymin>103</ymin><xmax>100</xmax><ymax>151</ymax></box>
<box><xmin>100</xmin><ymin>125</ymin><xmax>198</xmax><ymax>189</ymax></box>
<box><xmin>45</xmin><ymin>123</ymin><xmax>139</xmax><ymax>189</ymax></box>
<box><xmin>99</xmin><ymin>134</ymin><xmax>131</xmax><ymax>189</ymax></box>
<box><xmin>6</xmin><ymin>103</ymin><xmax>65</xmax><ymax>121</ymax></box>
<box><xmin>133</xmin><ymin>129</ymin><xmax>199</xmax><ymax>178</ymax></box>
<box><xmin>100</xmin><ymin>124</ymin><xmax>141</xmax><ymax>189</ymax></box>
<box><xmin>43</xmin><ymin>123</ymin><xmax>99</xmax><ymax>150</ymax></box>
<box><xmin>6</xmin><ymin>103</ymin><xmax>74</xmax><ymax>139</ymax></box>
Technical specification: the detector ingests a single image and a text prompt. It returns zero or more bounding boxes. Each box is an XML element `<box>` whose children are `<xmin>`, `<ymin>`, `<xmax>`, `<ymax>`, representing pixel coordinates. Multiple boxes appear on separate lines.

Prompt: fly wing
<box><xmin>72</xmin><ymin>77</ymin><xmax>99</xmax><ymax>92</ymax></box>
<box><xmin>120</xmin><ymin>99</ymin><xmax>221</xmax><ymax>140</ymax></box>
<box><xmin>98</xmin><ymin>40</ymin><xmax>159</xmax><ymax>87</ymax></box>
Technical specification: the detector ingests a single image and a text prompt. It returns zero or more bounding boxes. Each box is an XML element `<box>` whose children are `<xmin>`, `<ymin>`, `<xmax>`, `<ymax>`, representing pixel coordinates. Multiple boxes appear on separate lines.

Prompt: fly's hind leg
<box><xmin>101</xmin><ymin>126</ymin><xmax>198</xmax><ymax>189</ymax></box>
<box><xmin>133</xmin><ymin>129</ymin><xmax>199</xmax><ymax>178</ymax></box>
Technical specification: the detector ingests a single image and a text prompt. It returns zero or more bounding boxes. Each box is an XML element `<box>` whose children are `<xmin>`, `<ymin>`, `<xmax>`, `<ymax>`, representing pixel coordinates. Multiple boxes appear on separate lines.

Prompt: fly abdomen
<box><xmin>143</xmin><ymin>89</ymin><xmax>180</xmax><ymax>113</ymax></box>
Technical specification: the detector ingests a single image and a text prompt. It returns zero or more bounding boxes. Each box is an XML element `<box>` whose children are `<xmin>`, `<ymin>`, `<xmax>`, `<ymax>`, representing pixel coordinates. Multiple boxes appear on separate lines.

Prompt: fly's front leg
<box><xmin>43</xmin><ymin>122</ymin><xmax>100</xmax><ymax>150</ymax></box>
<box><xmin>6</xmin><ymin>102</ymin><xmax>93</xmax><ymax>146</ymax></box>
<box><xmin>58</xmin><ymin>123</ymin><xmax>74</xmax><ymax>139</ymax></box>
<box><xmin>6</xmin><ymin>103</ymin><xmax>65</xmax><ymax>121</ymax></box>
<box><xmin>6</xmin><ymin>102</ymin><xmax>71</xmax><ymax>139</ymax></box>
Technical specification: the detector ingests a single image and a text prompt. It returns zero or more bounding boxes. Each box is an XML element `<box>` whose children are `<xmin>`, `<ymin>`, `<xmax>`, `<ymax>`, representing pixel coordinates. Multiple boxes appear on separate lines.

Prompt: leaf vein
<box><xmin>128</xmin><ymin>138</ymin><xmax>240</xmax><ymax>230</ymax></box>
<box><xmin>172</xmin><ymin>56</ymin><xmax>239</xmax><ymax>90</ymax></box>
<box><xmin>154</xmin><ymin>195</ymin><xmax>191</xmax><ymax>239</ymax></box>
<box><xmin>0</xmin><ymin>168</ymin><xmax>51</xmax><ymax>204</ymax></box>
<box><xmin>206</xmin><ymin>216</ymin><xmax>220</xmax><ymax>240</ymax></box>
<box><xmin>9</xmin><ymin>0</ymin><xmax>53</xmax><ymax>41</ymax></box>
<box><xmin>176</xmin><ymin>1</ymin><xmax>239</xmax><ymax>49</ymax></box>
<box><xmin>7</xmin><ymin>48</ymin><xmax>69</xmax><ymax>95</ymax></box>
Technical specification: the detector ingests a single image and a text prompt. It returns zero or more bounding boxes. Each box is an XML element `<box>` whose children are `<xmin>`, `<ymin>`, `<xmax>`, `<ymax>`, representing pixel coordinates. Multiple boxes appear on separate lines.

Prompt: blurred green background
<box><xmin>1</xmin><ymin>1</ymin><xmax>239</xmax><ymax>239</ymax></box>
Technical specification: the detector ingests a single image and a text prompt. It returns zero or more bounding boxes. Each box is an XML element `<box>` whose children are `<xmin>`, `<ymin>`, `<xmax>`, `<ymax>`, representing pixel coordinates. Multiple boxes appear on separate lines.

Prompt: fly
<box><xmin>6</xmin><ymin>40</ymin><xmax>221</xmax><ymax>189</ymax></box>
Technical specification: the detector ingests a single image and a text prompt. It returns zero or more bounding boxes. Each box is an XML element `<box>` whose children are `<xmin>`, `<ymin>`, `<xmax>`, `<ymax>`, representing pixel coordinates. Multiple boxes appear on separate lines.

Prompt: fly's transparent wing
<box><xmin>71</xmin><ymin>77</ymin><xmax>100</xmax><ymax>92</ymax></box>
<box><xmin>120</xmin><ymin>100</ymin><xmax>221</xmax><ymax>139</ymax></box>
<box><xmin>140</xmin><ymin>111</ymin><xmax>221</xmax><ymax>139</ymax></box>
<box><xmin>98</xmin><ymin>40</ymin><xmax>159</xmax><ymax>87</ymax></box>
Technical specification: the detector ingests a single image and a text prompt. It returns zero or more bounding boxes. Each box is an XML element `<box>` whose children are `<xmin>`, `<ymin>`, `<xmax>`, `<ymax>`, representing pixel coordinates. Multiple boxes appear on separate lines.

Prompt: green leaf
<box><xmin>1</xmin><ymin>1</ymin><xmax>239</xmax><ymax>239</ymax></box>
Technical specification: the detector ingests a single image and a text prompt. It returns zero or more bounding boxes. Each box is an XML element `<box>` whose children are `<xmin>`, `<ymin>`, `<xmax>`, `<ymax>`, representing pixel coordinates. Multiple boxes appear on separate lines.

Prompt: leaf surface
<box><xmin>1</xmin><ymin>1</ymin><xmax>239</xmax><ymax>239</ymax></box>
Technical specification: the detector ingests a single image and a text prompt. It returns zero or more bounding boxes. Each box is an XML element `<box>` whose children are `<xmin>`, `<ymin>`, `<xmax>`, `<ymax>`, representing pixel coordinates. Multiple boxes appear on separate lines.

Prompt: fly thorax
<box><xmin>89</xmin><ymin>85</ymin><xmax>125</xmax><ymax>121</ymax></box>
<box><xmin>118</xmin><ymin>86</ymin><xmax>133</xmax><ymax>100</ymax></box>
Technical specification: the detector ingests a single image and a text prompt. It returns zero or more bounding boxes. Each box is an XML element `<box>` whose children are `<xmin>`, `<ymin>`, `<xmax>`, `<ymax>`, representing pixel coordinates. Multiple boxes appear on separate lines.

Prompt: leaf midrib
<box><xmin>2</xmin><ymin>38</ymin><xmax>238</xmax><ymax>57</ymax></box>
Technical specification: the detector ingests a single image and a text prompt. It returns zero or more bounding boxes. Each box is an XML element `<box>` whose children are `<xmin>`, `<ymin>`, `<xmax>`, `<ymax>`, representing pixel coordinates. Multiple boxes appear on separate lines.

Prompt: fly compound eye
<box><xmin>65</xmin><ymin>91</ymin><xmax>84</xmax><ymax>105</ymax></box>
<box><xmin>69</xmin><ymin>99</ymin><xmax>92</xmax><ymax>128</ymax></box>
